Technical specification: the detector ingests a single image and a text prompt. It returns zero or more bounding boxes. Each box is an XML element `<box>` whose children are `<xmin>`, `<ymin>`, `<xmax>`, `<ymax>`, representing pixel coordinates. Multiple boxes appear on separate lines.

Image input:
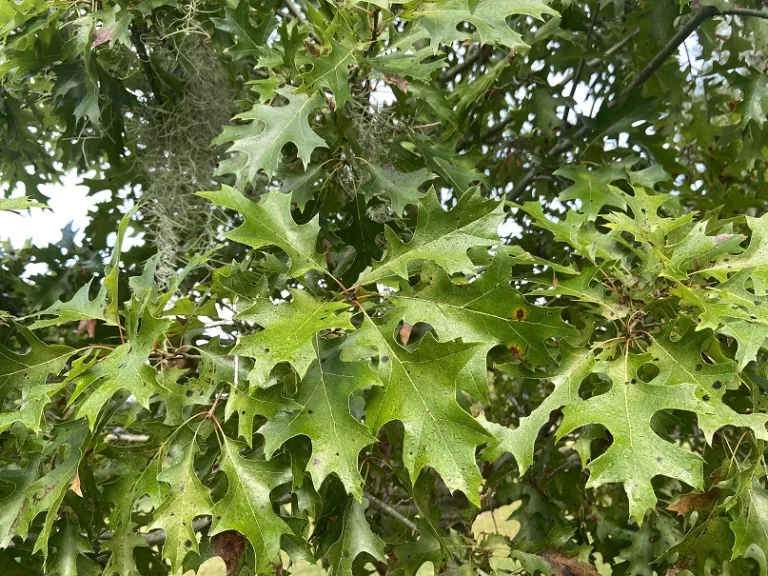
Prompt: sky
<box><xmin>0</xmin><ymin>172</ymin><xmax>110</xmax><ymax>248</ymax></box>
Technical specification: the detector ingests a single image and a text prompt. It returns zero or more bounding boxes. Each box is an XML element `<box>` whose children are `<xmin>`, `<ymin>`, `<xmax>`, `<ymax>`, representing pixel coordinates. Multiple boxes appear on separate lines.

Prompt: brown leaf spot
<box><xmin>399</xmin><ymin>323</ymin><xmax>412</xmax><ymax>345</ymax></box>
<box><xmin>93</xmin><ymin>26</ymin><xmax>112</xmax><ymax>47</ymax></box>
<box><xmin>540</xmin><ymin>550</ymin><xmax>599</xmax><ymax>576</ymax></box>
<box><xmin>665</xmin><ymin>559</ymin><xmax>688</xmax><ymax>576</ymax></box>
<box><xmin>713</xmin><ymin>233</ymin><xmax>733</xmax><ymax>244</ymax></box>
<box><xmin>77</xmin><ymin>319</ymin><xmax>97</xmax><ymax>338</ymax></box>
<box><xmin>511</xmin><ymin>307</ymin><xmax>527</xmax><ymax>321</ymax></box>
<box><xmin>214</xmin><ymin>531</ymin><xmax>246</xmax><ymax>574</ymax></box>
<box><xmin>667</xmin><ymin>488</ymin><xmax>719</xmax><ymax>515</ymax></box>
<box><xmin>70</xmin><ymin>471</ymin><xmax>83</xmax><ymax>497</ymax></box>
<box><xmin>383</xmin><ymin>73</ymin><xmax>408</xmax><ymax>93</ymax></box>
<box><xmin>305</xmin><ymin>40</ymin><xmax>321</xmax><ymax>57</ymax></box>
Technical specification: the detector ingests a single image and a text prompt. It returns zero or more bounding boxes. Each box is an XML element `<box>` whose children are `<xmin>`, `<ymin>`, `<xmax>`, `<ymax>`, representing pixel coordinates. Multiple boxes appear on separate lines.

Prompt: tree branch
<box><xmin>130</xmin><ymin>22</ymin><xmax>163</xmax><ymax>104</ymax></box>
<box><xmin>364</xmin><ymin>491</ymin><xmax>418</xmax><ymax>532</ymax></box>
<box><xmin>563</xmin><ymin>2</ymin><xmax>601</xmax><ymax>125</ymax></box>
<box><xmin>281</xmin><ymin>0</ymin><xmax>304</xmax><ymax>22</ymax></box>
<box><xmin>278</xmin><ymin>0</ymin><xmax>320</xmax><ymax>42</ymax></box>
<box><xmin>721</xmin><ymin>8</ymin><xmax>768</xmax><ymax>20</ymax></box>
<box><xmin>457</xmin><ymin>115</ymin><xmax>515</xmax><ymax>151</ymax></box>
<box><xmin>555</xmin><ymin>28</ymin><xmax>640</xmax><ymax>89</ymax></box>
<box><xmin>620</xmin><ymin>5</ymin><xmax>718</xmax><ymax>97</ymax></box>
<box><xmin>458</xmin><ymin>28</ymin><xmax>640</xmax><ymax>153</ymax></box>
<box><xmin>440</xmin><ymin>45</ymin><xmax>491</xmax><ymax>84</ymax></box>
<box><xmin>506</xmin><ymin>5</ymin><xmax>742</xmax><ymax>201</ymax></box>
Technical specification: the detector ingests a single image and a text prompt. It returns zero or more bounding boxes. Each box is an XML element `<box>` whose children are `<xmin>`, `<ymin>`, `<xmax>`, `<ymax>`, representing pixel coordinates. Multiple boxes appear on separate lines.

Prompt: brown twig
<box><xmin>364</xmin><ymin>491</ymin><xmax>418</xmax><ymax>532</ymax></box>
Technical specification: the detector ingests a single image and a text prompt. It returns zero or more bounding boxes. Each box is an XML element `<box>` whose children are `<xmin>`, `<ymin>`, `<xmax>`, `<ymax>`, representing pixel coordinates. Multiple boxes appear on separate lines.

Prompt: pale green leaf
<box><xmin>214</xmin><ymin>87</ymin><xmax>327</xmax><ymax>185</ymax></box>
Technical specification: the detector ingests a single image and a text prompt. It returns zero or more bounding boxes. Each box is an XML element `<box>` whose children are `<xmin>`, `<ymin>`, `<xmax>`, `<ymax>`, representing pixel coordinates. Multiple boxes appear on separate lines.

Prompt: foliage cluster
<box><xmin>3</xmin><ymin>0</ymin><xmax>768</xmax><ymax>575</ymax></box>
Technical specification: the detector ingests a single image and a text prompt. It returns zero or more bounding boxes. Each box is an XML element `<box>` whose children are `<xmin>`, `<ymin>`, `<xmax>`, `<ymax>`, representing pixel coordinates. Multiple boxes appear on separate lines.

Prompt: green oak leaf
<box><xmin>225</xmin><ymin>384</ymin><xmax>301</xmax><ymax>446</ymax></box>
<box><xmin>391</xmin><ymin>254</ymin><xmax>577</xmax><ymax>398</ymax></box>
<box><xmin>453</xmin><ymin>55</ymin><xmax>508</xmax><ymax>113</ymax></box>
<box><xmin>52</xmin><ymin>56</ymin><xmax>100</xmax><ymax>129</ymax></box>
<box><xmin>69</xmin><ymin>309</ymin><xmax>173</xmax><ymax>429</ymax></box>
<box><xmin>0</xmin><ymin>326</ymin><xmax>75</xmax><ymax>433</ymax></box>
<box><xmin>408</xmin><ymin>0</ymin><xmax>557</xmax><ymax>53</ymax></box>
<box><xmin>29</xmin><ymin>280</ymin><xmax>109</xmax><ymax>330</ymax></box>
<box><xmin>357</xmin><ymin>187</ymin><xmax>503</xmax><ymax>286</ymax></box>
<box><xmin>480</xmin><ymin>346</ymin><xmax>596</xmax><ymax>473</ymax></box>
<box><xmin>368</xmin><ymin>46</ymin><xmax>445</xmax><ymax>83</ymax></box>
<box><xmin>198</xmin><ymin>187</ymin><xmax>327</xmax><ymax>278</ymax></box>
<box><xmin>326</xmin><ymin>497</ymin><xmax>386</xmax><ymax>576</ymax></box>
<box><xmin>0</xmin><ymin>455</ymin><xmax>41</xmax><ymax>548</ymax></box>
<box><xmin>360</xmin><ymin>162</ymin><xmax>433</xmax><ymax>216</ymax></box>
<box><xmin>668</xmin><ymin>517</ymin><xmax>736</xmax><ymax>576</ymax></box>
<box><xmin>234</xmin><ymin>290</ymin><xmax>354</xmax><ymax>388</ymax></box>
<box><xmin>665</xmin><ymin>220</ymin><xmax>745</xmax><ymax>280</ymax></box>
<box><xmin>413</xmin><ymin>136</ymin><xmax>485</xmax><ymax>191</ymax></box>
<box><xmin>213</xmin><ymin>86</ymin><xmax>327</xmax><ymax>185</ymax></box>
<box><xmin>102</xmin><ymin>455</ymin><xmax>164</xmax><ymax>576</ymax></box>
<box><xmin>104</xmin><ymin>533</ymin><xmax>148</xmax><ymax>576</ymax></box>
<box><xmin>342</xmin><ymin>314</ymin><xmax>492</xmax><ymax>505</ymax></box>
<box><xmin>0</xmin><ymin>325</ymin><xmax>75</xmax><ymax>401</ymax></box>
<box><xmin>0</xmin><ymin>196</ymin><xmax>47</xmax><ymax>211</ymax></box>
<box><xmin>530</xmin><ymin>266</ymin><xmax>631</xmax><ymax>320</ymax></box>
<box><xmin>278</xmin><ymin>164</ymin><xmax>326</xmax><ymax>211</ymax></box>
<box><xmin>150</xmin><ymin>437</ymin><xmax>214</xmax><ymax>574</ymax></box>
<box><xmin>300</xmin><ymin>38</ymin><xmax>357</xmax><ymax>108</ymax></box>
<box><xmin>395</xmin><ymin>252</ymin><xmax>576</xmax><ymax>362</ymax></box>
<box><xmin>738</xmin><ymin>73</ymin><xmax>768</xmax><ymax>128</ymax></box>
<box><xmin>211</xmin><ymin>3</ymin><xmax>275</xmax><ymax>62</ymax></box>
<box><xmin>486</xmin><ymin>326</ymin><xmax>767</xmax><ymax>522</ymax></box>
<box><xmin>390</xmin><ymin>519</ymin><xmax>443</xmax><ymax>576</ymax></box>
<box><xmin>0</xmin><ymin>384</ymin><xmax>53</xmax><ymax>434</ymax></box>
<box><xmin>260</xmin><ymin>336</ymin><xmax>380</xmax><ymax>498</ymax></box>
<box><xmin>557</xmin><ymin>344</ymin><xmax>741</xmax><ymax>522</ymax></box>
<box><xmin>521</xmin><ymin>202</ymin><xmax>624</xmax><ymax>262</ymax></box>
<box><xmin>49</xmin><ymin>519</ymin><xmax>99</xmax><ymax>576</ymax></box>
<box><xmin>602</xmin><ymin>185</ymin><xmax>694</xmax><ymax>248</ymax></box>
<box><xmin>6</xmin><ymin>421</ymin><xmax>88</xmax><ymax>559</ymax></box>
<box><xmin>730</xmin><ymin>479</ymin><xmax>768</xmax><ymax>565</ymax></box>
<box><xmin>210</xmin><ymin>436</ymin><xmax>293</xmax><ymax>574</ymax></box>
<box><xmin>613</xmin><ymin>513</ymin><xmax>680</xmax><ymax>576</ymax></box>
<box><xmin>103</xmin><ymin>205</ymin><xmax>138</xmax><ymax>324</ymax></box>
<box><xmin>646</xmin><ymin>326</ymin><xmax>768</xmax><ymax>443</ymax></box>
<box><xmin>676</xmin><ymin>272</ymin><xmax>768</xmax><ymax>368</ymax></box>
<box><xmin>555</xmin><ymin>162</ymin><xmax>629</xmax><ymax>220</ymax></box>
<box><xmin>698</xmin><ymin>212</ymin><xmax>768</xmax><ymax>291</ymax></box>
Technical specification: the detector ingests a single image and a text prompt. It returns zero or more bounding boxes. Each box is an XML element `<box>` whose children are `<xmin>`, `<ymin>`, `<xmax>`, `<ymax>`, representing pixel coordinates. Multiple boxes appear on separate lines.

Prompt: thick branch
<box><xmin>506</xmin><ymin>5</ymin><xmax>759</xmax><ymax>201</ymax></box>
<box><xmin>620</xmin><ymin>6</ymin><xmax>717</xmax><ymax>97</ymax></box>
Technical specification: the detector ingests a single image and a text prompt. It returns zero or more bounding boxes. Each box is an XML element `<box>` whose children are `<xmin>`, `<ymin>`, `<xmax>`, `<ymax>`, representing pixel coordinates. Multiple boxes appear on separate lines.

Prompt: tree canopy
<box><xmin>2</xmin><ymin>0</ymin><xmax>768</xmax><ymax>574</ymax></box>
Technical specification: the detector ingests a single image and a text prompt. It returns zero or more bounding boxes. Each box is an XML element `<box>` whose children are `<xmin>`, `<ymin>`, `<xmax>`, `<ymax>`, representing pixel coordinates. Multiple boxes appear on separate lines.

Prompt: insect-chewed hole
<box><xmin>578</xmin><ymin>373</ymin><xmax>611</xmax><ymax>400</ymax></box>
<box><xmin>636</xmin><ymin>362</ymin><xmax>660</xmax><ymax>383</ymax></box>
<box><xmin>650</xmin><ymin>409</ymin><xmax>699</xmax><ymax>445</ymax></box>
